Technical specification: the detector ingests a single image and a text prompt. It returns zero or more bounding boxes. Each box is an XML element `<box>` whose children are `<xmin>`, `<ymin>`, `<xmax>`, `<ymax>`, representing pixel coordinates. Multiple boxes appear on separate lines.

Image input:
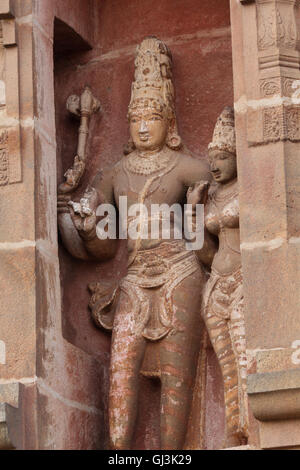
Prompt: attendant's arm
<box><xmin>185</xmin><ymin>167</ymin><xmax>217</xmax><ymax>268</ymax></box>
<box><xmin>180</xmin><ymin>154</ymin><xmax>212</xmax><ymax>188</ymax></box>
<box><xmin>195</xmin><ymin>227</ymin><xmax>217</xmax><ymax>268</ymax></box>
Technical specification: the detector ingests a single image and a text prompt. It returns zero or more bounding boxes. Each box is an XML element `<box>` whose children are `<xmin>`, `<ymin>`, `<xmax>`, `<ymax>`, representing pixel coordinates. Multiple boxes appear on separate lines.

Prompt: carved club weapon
<box><xmin>58</xmin><ymin>86</ymin><xmax>101</xmax><ymax>195</ymax></box>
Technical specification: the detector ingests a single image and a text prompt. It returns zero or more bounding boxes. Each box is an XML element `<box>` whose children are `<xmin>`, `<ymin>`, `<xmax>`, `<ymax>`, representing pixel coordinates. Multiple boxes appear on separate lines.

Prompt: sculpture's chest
<box><xmin>205</xmin><ymin>196</ymin><xmax>239</xmax><ymax>235</ymax></box>
<box><xmin>113</xmin><ymin>164</ymin><xmax>184</xmax><ymax>208</ymax></box>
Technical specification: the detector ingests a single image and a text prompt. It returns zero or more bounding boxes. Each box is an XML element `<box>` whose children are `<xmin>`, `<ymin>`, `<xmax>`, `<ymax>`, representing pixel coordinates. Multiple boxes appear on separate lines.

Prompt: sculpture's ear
<box><xmin>124</xmin><ymin>137</ymin><xmax>136</xmax><ymax>155</ymax></box>
<box><xmin>166</xmin><ymin>118</ymin><xmax>182</xmax><ymax>151</ymax></box>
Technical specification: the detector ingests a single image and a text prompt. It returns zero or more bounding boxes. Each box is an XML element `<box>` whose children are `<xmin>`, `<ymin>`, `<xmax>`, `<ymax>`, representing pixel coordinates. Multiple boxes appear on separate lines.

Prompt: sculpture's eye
<box><xmin>149</xmin><ymin>115</ymin><xmax>162</xmax><ymax>121</ymax></box>
<box><xmin>219</xmin><ymin>154</ymin><xmax>229</xmax><ymax>160</ymax></box>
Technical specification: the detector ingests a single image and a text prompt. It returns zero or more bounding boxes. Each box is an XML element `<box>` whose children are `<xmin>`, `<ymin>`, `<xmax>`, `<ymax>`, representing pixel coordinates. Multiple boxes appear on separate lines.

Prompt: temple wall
<box><xmin>5</xmin><ymin>0</ymin><xmax>297</xmax><ymax>450</ymax></box>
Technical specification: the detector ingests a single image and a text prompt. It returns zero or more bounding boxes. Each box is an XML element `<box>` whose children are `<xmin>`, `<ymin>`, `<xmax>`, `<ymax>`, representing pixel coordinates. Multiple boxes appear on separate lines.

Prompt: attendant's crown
<box><xmin>208</xmin><ymin>107</ymin><xmax>236</xmax><ymax>155</ymax></box>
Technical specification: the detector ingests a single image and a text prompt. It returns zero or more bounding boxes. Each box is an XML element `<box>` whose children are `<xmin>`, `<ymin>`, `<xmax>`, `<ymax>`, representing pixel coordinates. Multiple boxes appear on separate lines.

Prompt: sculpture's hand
<box><xmin>187</xmin><ymin>181</ymin><xmax>210</xmax><ymax>208</ymax></box>
<box><xmin>57</xmin><ymin>194</ymin><xmax>72</xmax><ymax>214</ymax></box>
<box><xmin>68</xmin><ymin>186</ymin><xmax>98</xmax><ymax>238</ymax></box>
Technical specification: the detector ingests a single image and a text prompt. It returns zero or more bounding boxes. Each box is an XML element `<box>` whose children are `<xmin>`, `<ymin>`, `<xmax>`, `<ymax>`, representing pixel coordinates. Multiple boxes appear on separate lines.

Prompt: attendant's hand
<box><xmin>187</xmin><ymin>181</ymin><xmax>210</xmax><ymax>209</ymax></box>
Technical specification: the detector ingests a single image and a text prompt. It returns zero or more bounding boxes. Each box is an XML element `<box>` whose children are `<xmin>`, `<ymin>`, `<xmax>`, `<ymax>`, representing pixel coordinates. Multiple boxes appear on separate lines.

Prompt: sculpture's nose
<box><xmin>211</xmin><ymin>161</ymin><xmax>218</xmax><ymax>172</ymax></box>
<box><xmin>139</xmin><ymin>120</ymin><xmax>148</xmax><ymax>134</ymax></box>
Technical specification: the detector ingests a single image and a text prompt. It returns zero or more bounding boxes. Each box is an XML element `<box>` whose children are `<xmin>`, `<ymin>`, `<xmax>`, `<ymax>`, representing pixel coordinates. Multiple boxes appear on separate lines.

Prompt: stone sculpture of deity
<box><xmin>195</xmin><ymin>107</ymin><xmax>249</xmax><ymax>448</ymax></box>
<box><xmin>57</xmin><ymin>37</ymin><xmax>217</xmax><ymax>450</ymax></box>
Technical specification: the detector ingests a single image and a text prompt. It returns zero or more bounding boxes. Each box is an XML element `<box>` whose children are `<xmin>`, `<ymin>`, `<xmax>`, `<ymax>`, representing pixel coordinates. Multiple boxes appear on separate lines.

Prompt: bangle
<box><xmin>80</xmin><ymin>226</ymin><xmax>97</xmax><ymax>241</ymax></box>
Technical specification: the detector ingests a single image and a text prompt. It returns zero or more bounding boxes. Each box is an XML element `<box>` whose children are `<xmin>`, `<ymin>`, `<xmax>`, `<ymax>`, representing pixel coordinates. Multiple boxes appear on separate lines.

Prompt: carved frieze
<box><xmin>259</xmin><ymin>76</ymin><xmax>298</xmax><ymax>97</ymax></box>
<box><xmin>284</xmin><ymin>105</ymin><xmax>300</xmax><ymax>139</ymax></box>
<box><xmin>248</xmin><ymin>104</ymin><xmax>300</xmax><ymax>145</ymax></box>
<box><xmin>0</xmin><ymin>11</ymin><xmax>22</xmax><ymax>186</ymax></box>
<box><xmin>0</xmin><ymin>131</ymin><xmax>8</xmax><ymax>186</ymax></box>
<box><xmin>257</xmin><ymin>2</ymin><xmax>299</xmax><ymax>51</ymax></box>
<box><xmin>282</xmin><ymin>77</ymin><xmax>297</xmax><ymax>96</ymax></box>
<box><xmin>245</xmin><ymin>0</ymin><xmax>300</xmax><ymax>145</ymax></box>
<box><xmin>260</xmin><ymin>78</ymin><xmax>281</xmax><ymax>96</ymax></box>
<box><xmin>256</xmin><ymin>0</ymin><xmax>300</xmax><ymax>71</ymax></box>
<box><xmin>263</xmin><ymin>106</ymin><xmax>285</xmax><ymax>141</ymax></box>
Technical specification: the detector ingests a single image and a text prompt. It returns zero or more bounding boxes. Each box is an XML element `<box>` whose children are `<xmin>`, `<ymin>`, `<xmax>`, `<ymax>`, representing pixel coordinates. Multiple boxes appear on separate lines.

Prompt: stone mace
<box><xmin>58</xmin><ymin>86</ymin><xmax>101</xmax><ymax>195</ymax></box>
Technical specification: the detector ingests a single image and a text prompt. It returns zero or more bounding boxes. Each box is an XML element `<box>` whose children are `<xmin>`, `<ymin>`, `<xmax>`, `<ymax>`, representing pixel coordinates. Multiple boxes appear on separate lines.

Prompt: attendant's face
<box><xmin>209</xmin><ymin>150</ymin><xmax>237</xmax><ymax>184</ymax></box>
<box><xmin>129</xmin><ymin>108</ymin><xmax>169</xmax><ymax>151</ymax></box>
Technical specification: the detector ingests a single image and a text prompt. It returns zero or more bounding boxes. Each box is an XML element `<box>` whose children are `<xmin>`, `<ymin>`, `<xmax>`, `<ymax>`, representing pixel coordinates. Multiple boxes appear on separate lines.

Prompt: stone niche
<box><xmin>54</xmin><ymin>0</ymin><xmax>234</xmax><ymax>450</ymax></box>
<box><xmin>1</xmin><ymin>0</ymin><xmax>300</xmax><ymax>451</ymax></box>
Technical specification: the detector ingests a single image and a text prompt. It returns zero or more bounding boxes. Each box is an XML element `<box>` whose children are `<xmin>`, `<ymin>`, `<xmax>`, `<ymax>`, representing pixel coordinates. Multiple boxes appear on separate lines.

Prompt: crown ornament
<box><xmin>208</xmin><ymin>106</ymin><xmax>236</xmax><ymax>155</ymax></box>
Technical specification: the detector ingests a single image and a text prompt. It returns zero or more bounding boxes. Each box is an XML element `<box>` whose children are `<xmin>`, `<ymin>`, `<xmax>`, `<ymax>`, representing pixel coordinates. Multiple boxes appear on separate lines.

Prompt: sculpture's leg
<box><xmin>160</xmin><ymin>269</ymin><xmax>204</xmax><ymax>450</ymax></box>
<box><xmin>109</xmin><ymin>291</ymin><xmax>146</xmax><ymax>450</ymax></box>
<box><xmin>228</xmin><ymin>297</ymin><xmax>248</xmax><ymax>440</ymax></box>
<box><xmin>203</xmin><ymin>311</ymin><xmax>245</xmax><ymax>447</ymax></box>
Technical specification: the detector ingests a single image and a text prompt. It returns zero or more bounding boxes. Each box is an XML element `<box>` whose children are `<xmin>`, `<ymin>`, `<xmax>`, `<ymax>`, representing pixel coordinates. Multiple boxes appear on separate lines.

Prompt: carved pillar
<box><xmin>230</xmin><ymin>0</ymin><xmax>300</xmax><ymax>449</ymax></box>
<box><xmin>0</xmin><ymin>5</ymin><xmax>21</xmax><ymax>185</ymax></box>
<box><xmin>0</xmin><ymin>0</ymin><xmax>37</xmax><ymax>449</ymax></box>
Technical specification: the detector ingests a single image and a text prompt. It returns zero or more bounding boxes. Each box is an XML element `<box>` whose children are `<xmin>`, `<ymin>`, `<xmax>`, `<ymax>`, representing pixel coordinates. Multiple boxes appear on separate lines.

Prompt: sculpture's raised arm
<box><xmin>186</xmin><ymin>178</ymin><xmax>217</xmax><ymax>268</ymax></box>
<box><xmin>57</xmin><ymin>87</ymin><xmax>117</xmax><ymax>261</ymax></box>
<box><xmin>177</xmin><ymin>155</ymin><xmax>217</xmax><ymax>267</ymax></box>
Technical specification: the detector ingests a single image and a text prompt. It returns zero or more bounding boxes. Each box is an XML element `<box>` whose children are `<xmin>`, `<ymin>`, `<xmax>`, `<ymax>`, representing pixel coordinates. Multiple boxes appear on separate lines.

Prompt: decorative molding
<box><xmin>259</xmin><ymin>76</ymin><xmax>297</xmax><ymax>97</ymax></box>
<box><xmin>0</xmin><ymin>383</ymin><xmax>18</xmax><ymax>450</ymax></box>
<box><xmin>257</xmin><ymin>3</ymin><xmax>298</xmax><ymax>51</ymax></box>
<box><xmin>260</xmin><ymin>78</ymin><xmax>281</xmax><ymax>96</ymax></box>
<box><xmin>246</xmin><ymin>0</ymin><xmax>300</xmax><ymax>145</ymax></box>
<box><xmin>248</xmin><ymin>369</ymin><xmax>300</xmax><ymax>422</ymax></box>
<box><xmin>256</xmin><ymin>0</ymin><xmax>300</xmax><ymax>71</ymax></box>
<box><xmin>247</xmin><ymin>104</ymin><xmax>300</xmax><ymax>145</ymax></box>
<box><xmin>0</xmin><ymin>0</ymin><xmax>14</xmax><ymax>19</ymax></box>
<box><xmin>0</xmin><ymin>131</ymin><xmax>8</xmax><ymax>186</ymax></box>
<box><xmin>0</xmin><ymin>11</ymin><xmax>22</xmax><ymax>186</ymax></box>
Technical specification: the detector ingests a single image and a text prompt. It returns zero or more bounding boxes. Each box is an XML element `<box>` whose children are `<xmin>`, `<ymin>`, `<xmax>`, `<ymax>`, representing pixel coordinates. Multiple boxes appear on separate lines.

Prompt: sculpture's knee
<box><xmin>109</xmin><ymin>413</ymin><xmax>133</xmax><ymax>450</ymax></box>
<box><xmin>110</xmin><ymin>434</ymin><xmax>130</xmax><ymax>451</ymax></box>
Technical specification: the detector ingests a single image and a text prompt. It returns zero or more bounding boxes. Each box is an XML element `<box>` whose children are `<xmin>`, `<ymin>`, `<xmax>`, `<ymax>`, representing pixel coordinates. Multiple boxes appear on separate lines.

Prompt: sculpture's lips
<box><xmin>139</xmin><ymin>134</ymin><xmax>150</xmax><ymax>141</ymax></box>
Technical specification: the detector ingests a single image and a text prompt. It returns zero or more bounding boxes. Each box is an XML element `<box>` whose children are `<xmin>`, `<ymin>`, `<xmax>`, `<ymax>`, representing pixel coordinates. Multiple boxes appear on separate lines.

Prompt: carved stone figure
<box><xmin>57</xmin><ymin>37</ymin><xmax>216</xmax><ymax>450</ymax></box>
<box><xmin>196</xmin><ymin>107</ymin><xmax>249</xmax><ymax>447</ymax></box>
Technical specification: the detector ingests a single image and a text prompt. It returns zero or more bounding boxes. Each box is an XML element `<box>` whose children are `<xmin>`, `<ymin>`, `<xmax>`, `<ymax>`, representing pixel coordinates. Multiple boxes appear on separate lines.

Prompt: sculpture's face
<box><xmin>129</xmin><ymin>108</ymin><xmax>169</xmax><ymax>151</ymax></box>
<box><xmin>209</xmin><ymin>149</ymin><xmax>237</xmax><ymax>184</ymax></box>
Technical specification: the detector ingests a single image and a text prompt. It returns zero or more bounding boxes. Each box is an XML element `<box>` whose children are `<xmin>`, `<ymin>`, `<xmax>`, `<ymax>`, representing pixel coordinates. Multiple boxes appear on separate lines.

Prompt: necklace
<box><xmin>213</xmin><ymin>180</ymin><xmax>238</xmax><ymax>203</ymax></box>
<box><xmin>125</xmin><ymin>148</ymin><xmax>172</xmax><ymax>175</ymax></box>
<box><xmin>123</xmin><ymin>153</ymin><xmax>179</xmax><ymax>198</ymax></box>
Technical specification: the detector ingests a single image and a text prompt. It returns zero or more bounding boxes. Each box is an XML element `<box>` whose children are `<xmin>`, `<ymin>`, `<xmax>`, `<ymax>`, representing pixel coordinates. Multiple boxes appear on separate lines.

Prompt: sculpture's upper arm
<box><xmin>180</xmin><ymin>155</ymin><xmax>211</xmax><ymax>188</ymax></box>
<box><xmin>92</xmin><ymin>166</ymin><xmax>115</xmax><ymax>205</ymax></box>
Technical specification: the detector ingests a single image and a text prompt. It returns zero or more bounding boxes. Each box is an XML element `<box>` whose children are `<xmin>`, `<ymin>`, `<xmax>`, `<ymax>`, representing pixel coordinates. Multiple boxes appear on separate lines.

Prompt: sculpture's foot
<box><xmin>222</xmin><ymin>432</ymin><xmax>248</xmax><ymax>449</ymax></box>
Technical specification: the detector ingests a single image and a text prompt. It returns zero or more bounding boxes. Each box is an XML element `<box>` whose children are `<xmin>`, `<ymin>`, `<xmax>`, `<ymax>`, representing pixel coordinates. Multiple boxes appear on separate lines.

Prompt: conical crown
<box><xmin>208</xmin><ymin>106</ymin><xmax>236</xmax><ymax>155</ymax></box>
<box><xmin>128</xmin><ymin>36</ymin><xmax>175</xmax><ymax>118</ymax></box>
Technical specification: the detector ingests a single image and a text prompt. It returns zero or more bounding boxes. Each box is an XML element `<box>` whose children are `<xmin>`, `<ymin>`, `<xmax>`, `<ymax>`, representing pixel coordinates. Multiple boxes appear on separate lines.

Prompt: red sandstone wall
<box><xmin>35</xmin><ymin>0</ymin><xmax>233</xmax><ymax>449</ymax></box>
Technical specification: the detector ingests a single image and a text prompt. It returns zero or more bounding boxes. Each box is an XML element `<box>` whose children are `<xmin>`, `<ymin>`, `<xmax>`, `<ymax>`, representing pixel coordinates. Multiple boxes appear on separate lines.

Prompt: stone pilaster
<box><xmin>231</xmin><ymin>0</ymin><xmax>300</xmax><ymax>449</ymax></box>
<box><xmin>0</xmin><ymin>0</ymin><xmax>37</xmax><ymax>450</ymax></box>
